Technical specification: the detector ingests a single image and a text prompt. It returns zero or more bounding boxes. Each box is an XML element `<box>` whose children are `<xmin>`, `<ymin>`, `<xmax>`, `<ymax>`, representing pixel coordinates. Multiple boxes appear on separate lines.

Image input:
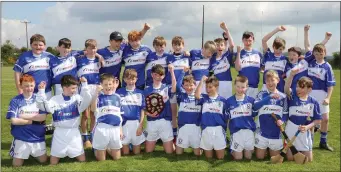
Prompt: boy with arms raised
<box><xmin>261</xmin><ymin>26</ymin><xmax>287</xmax><ymax>93</ymax></box>
<box><xmin>172</xmin><ymin>75</ymin><xmax>202</xmax><ymax>156</ymax></box>
<box><xmin>7</xmin><ymin>74</ymin><xmax>48</xmax><ymax>167</ymax></box>
<box><xmin>283</xmin><ymin>76</ymin><xmax>322</xmax><ymax>162</ymax></box>
<box><xmin>144</xmin><ymin>64</ymin><xmax>176</xmax><ymax>154</ymax></box>
<box><xmin>284</xmin><ymin>25</ymin><xmax>331</xmax><ymax>99</ymax></box>
<box><xmin>77</xmin><ymin>39</ymin><xmax>104</xmax><ymax>148</ymax></box>
<box><xmin>35</xmin><ymin>75</ymin><xmax>92</xmax><ymax>165</ymax></box>
<box><xmin>190</xmin><ymin>41</ymin><xmax>217</xmax><ymax>94</ymax></box>
<box><xmin>122</xmin><ymin>29</ymin><xmax>152</xmax><ymax>90</ymax></box>
<box><xmin>235</xmin><ymin>31</ymin><xmax>263</xmax><ymax>98</ymax></box>
<box><xmin>167</xmin><ymin>36</ymin><xmax>191</xmax><ymax>143</ymax></box>
<box><xmin>304</xmin><ymin>25</ymin><xmax>335</xmax><ymax>151</ymax></box>
<box><xmin>195</xmin><ymin>76</ymin><xmax>228</xmax><ymax>159</ymax></box>
<box><xmin>116</xmin><ymin>69</ymin><xmax>146</xmax><ymax>155</ymax></box>
<box><xmin>252</xmin><ymin>70</ymin><xmax>288</xmax><ymax>160</ymax></box>
<box><xmin>91</xmin><ymin>74</ymin><xmax>123</xmax><ymax>160</ymax></box>
<box><xmin>226</xmin><ymin>74</ymin><xmax>256</xmax><ymax>160</ymax></box>
<box><xmin>97</xmin><ymin>23</ymin><xmax>150</xmax><ymax>84</ymax></box>
<box><xmin>210</xmin><ymin>22</ymin><xmax>235</xmax><ymax>99</ymax></box>
<box><xmin>14</xmin><ymin>34</ymin><xmax>54</xmax><ymax>99</ymax></box>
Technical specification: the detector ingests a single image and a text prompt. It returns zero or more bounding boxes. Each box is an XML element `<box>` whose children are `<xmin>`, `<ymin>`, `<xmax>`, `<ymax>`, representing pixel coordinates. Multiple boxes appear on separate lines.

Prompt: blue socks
<box><xmin>320</xmin><ymin>132</ymin><xmax>327</xmax><ymax>144</ymax></box>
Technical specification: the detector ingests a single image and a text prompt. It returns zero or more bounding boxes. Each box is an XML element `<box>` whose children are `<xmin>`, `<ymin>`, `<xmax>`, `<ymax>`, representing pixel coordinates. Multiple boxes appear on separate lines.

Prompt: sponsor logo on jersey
<box><xmin>262</xmin><ymin>107</ymin><xmax>281</xmax><ymax>112</ymax></box>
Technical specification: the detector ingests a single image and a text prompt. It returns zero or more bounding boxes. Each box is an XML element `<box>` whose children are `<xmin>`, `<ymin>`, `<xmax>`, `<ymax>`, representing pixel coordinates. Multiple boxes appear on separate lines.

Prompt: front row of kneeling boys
<box><xmin>7</xmin><ymin>64</ymin><xmax>321</xmax><ymax>166</ymax></box>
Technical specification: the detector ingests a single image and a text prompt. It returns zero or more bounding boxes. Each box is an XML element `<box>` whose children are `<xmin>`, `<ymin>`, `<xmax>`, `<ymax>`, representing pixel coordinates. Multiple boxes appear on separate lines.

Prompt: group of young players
<box><xmin>7</xmin><ymin>21</ymin><xmax>336</xmax><ymax>167</ymax></box>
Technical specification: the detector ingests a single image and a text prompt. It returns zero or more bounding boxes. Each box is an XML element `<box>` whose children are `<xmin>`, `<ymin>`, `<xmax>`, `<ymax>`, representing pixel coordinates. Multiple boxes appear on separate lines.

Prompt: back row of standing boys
<box><xmin>8</xmin><ymin>22</ymin><xmax>335</xmax><ymax>166</ymax></box>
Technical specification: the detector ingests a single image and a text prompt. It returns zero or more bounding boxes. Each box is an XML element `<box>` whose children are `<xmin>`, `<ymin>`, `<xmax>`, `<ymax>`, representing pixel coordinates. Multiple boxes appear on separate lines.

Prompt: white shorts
<box><xmin>285</xmin><ymin>120</ymin><xmax>312</xmax><ymax>152</ymax></box>
<box><xmin>51</xmin><ymin>127</ymin><xmax>84</xmax><ymax>158</ymax></box>
<box><xmin>54</xmin><ymin>84</ymin><xmax>78</xmax><ymax>96</ymax></box>
<box><xmin>146</xmin><ymin>119</ymin><xmax>173</xmax><ymax>142</ymax></box>
<box><xmin>230</xmin><ymin>129</ymin><xmax>255</xmax><ymax>152</ymax></box>
<box><xmin>176</xmin><ymin>124</ymin><xmax>201</xmax><ymax>149</ymax></box>
<box><xmin>9</xmin><ymin>139</ymin><xmax>46</xmax><ymax>159</ymax></box>
<box><xmin>200</xmin><ymin>126</ymin><xmax>226</xmax><ymax>151</ymax></box>
<box><xmin>122</xmin><ymin>120</ymin><xmax>145</xmax><ymax>146</ymax></box>
<box><xmin>195</xmin><ymin>81</ymin><xmax>207</xmax><ymax>94</ymax></box>
<box><xmin>254</xmin><ymin>133</ymin><xmax>283</xmax><ymax>151</ymax></box>
<box><xmin>218</xmin><ymin>81</ymin><xmax>233</xmax><ymax>99</ymax></box>
<box><xmin>310</xmin><ymin>90</ymin><xmax>330</xmax><ymax>114</ymax></box>
<box><xmin>92</xmin><ymin>123</ymin><xmax>122</xmax><ymax>150</ymax></box>
<box><xmin>79</xmin><ymin>84</ymin><xmax>98</xmax><ymax>102</ymax></box>
<box><xmin>246</xmin><ymin>87</ymin><xmax>258</xmax><ymax>99</ymax></box>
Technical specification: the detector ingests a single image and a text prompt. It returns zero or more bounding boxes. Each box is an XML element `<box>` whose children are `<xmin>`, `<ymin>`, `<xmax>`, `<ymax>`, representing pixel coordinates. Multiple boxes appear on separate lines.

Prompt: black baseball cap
<box><xmin>109</xmin><ymin>31</ymin><xmax>123</xmax><ymax>41</ymax></box>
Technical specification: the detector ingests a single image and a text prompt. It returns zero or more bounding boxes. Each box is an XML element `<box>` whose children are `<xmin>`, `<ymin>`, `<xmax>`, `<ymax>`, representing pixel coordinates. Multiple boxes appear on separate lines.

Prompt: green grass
<box><xmin>1</xmin><ymin>66</ymin><xmax>340</xmax><ymax>171</ymax></box>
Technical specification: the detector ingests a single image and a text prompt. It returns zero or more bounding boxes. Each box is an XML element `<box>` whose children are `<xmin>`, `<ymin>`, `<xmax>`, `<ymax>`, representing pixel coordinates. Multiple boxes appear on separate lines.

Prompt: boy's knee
<box><xmin>322</xmin><ymin>114</ymin><xmax>329</xmax><ymax>121</ymax></box>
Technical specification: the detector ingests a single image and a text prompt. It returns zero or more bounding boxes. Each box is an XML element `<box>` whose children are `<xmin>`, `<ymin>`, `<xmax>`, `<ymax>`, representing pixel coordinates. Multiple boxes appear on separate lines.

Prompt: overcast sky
<box><xmin>2</xmin><ymin>2</ymin><xmax>340</xmax><ymax>55</ymax></box>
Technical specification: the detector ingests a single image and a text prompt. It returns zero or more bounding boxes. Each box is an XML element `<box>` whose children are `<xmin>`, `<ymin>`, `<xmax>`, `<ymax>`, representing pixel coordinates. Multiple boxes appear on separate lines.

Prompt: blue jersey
<box><xmin>226</xmin><ymin>95</ymin><xmax>256</xmax><ymax>135</ymax></box>
<box><xmin>196</xmin><ymin>94</ymin><xmax>228</xmax><ymax>130</ymax></box>
<box><xmin>143</xmin><ymin>84</ymin><xmax>172</xmax><ymax>121</ymax></box>
<box><xmin>287</xmin><ymin>96</ymin><xmax>321</xmax><ymax>125</ymax></box>
<box><xmin>13</xmin><ymin>51</ymin><xmax>53</xmax><ymax>93</ymax></box>
<box><xmin>166</xmin><ymin>53</ymin><xmax>190</xmax><ymax>86</ymax></box>
<box><xmin>284</xmin><ymin>52</ymin><xmax>315</xmax><ymax>94</ymax></box>
<box><xmin>50</xmin><ymin>51</ymin><xmax>80</xmax><ymax>85</ymax></box>
<box><xmin>261</xmin><ymin>48</ymin><xmax>287</xmax><ymax>92</ymax></box>
<box><xmin>76</xmin><ymin>57</ymin><xmax>101</xmax><ymax>84</ymax></box>
<box><xmin>145</xmin><ymin>52</ymin><xmax>169</xmax><ymax>86</ymax></box>
<box><xmin>239</xmin><ymin>49</ymin><xmax>263</xmax><ymax>88</ymax></box>
<box><xmin>122</xmin><ymin>44</ymin><xmax>152</xmax><ymax>87</ymax></box>
<box><xmin>190</xmin><ymin>49</ymin><xmax>211</xmax><ymax>81</ymax></box>
<box><xmin>175</xmin><ymin>88</ymin><xmax>201</xmax><ymax>129</ymax></box>
<box><xmin>95</xmin><ymin>93</ymin><xmax>122</xmax><ymax>126</ymax></box>
<box><xmin>97</xmin><ymin>45</ymin><xmax>125</xmax><ymax>78</ymax></box>
<box><xmin>253</xmin><ymin>90</ymin><xmax>288</xmax><ymax>139</ymax></box>
<box><xmin>116</xmin><ymin>88</ymin><xmax>145</xmax><ymax>126</ymax></box>
<box><xmin>6</xmin><ymin>94</ymin><xmax>47</xmax><ymax>143</ymax></box>
<box><xmin>210</xmin><ymin>50</ymin><xmax>233</xmax><ymax>81</ymax></box>
<box><xmin>306</xmin><ymin>51</ymin><xmax>336</xmax><ymax>92</ymax></box>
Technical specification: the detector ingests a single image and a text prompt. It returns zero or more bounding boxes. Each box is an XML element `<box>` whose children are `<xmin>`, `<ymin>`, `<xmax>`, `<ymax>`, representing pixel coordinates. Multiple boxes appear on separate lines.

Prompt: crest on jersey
<box><xmin>270</xmin><ymin>99</ymin><xmax>277</xmax><ymax>105</ymax></box>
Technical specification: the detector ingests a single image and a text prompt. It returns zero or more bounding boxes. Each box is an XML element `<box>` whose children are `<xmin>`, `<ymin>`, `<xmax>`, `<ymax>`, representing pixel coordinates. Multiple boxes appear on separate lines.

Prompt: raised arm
<box><xmin>304</xmin><ymin>24</ymin><xmax>311</xmax><ymax>52</ymax></box>
<box><xmin>284</xmin><ymin>68</ymin><xmax>299</xmax><ymax>100</ymax></box>
<box><xmin>36</xmin><ymin>82</ymin><xmax>57</xmax><ymax>114</ymax></box>
<box><xmin>321</xmin><ymin>32</ymin><xmax>332</xmax><ymax>45</ymax></box>
<box><xmin>168</xmin><ymin>64</ymin><xmax>177</xmax><ymax>93</ymax></box>
<box><xmin>140</xmin><ymin>23</ymin><xmax>151</xmax><ymax>39</ymax></box>
<box><xmin>234</xmin><ymin>46</ymin><xmax>242</xmax><ymax>71</ymax></box>
<box><xmin>262</xmin><ymin>26</ymin><xmax>286</xmax><ymax>54</ymax></box>
<box><xmin>195</xmin><ymin>76</ymin><xmax>207</xmax><ymax>100</ymax></box>
<box><xmin>220</xmin><ymin>22</ymin><xmax>235</xmax><ymax>52</ymax></box>
<box><xmin>78</xmin><ymin>77</ymin><xmax>94</xmax><ymax>113</ymax></box>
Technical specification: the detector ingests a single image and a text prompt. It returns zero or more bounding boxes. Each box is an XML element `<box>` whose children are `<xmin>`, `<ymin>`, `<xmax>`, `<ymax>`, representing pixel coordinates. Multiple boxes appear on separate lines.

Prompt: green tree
<box><xmin>1</xmin><ymin>40</ymin><xmax>18</xmax><ymax>65</ymax></box>
<box><xmin>332</xmin><ymin>51</ymin><xmax>340</xmax><ymax>69</ymax></box>
<box><xmin>46</xmin><ymin>46</ymin><xmax>58</xmax><ymax>55</ymax></box>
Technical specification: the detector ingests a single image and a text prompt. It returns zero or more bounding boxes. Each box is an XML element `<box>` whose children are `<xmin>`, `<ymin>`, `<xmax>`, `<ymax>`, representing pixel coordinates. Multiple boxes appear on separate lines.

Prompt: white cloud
<box><xmin>1</xmin><ymin>2</ymin><xmax>340</xmax><ymax>55</ymax></box>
